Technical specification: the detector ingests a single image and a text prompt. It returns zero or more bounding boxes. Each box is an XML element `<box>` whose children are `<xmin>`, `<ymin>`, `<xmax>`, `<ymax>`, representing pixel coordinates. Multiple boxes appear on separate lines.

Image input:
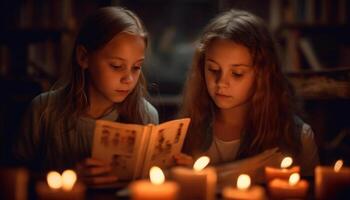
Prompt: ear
<box><xmin>76</xmin><ymin>45</ymin><xmax>88</xmax><ymax>69</ymax></box>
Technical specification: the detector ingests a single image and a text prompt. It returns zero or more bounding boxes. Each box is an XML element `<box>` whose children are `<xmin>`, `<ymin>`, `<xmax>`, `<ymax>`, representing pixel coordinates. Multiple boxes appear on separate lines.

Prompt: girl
<box><xmin>14</xmin><ymin>7</ymin><xmax>158</xmax><ymax>185</ymax></box>
<box><xmin>175</xmin><ymin>9</ymin><xmax>318</xmax><ymax>177</ymax></box>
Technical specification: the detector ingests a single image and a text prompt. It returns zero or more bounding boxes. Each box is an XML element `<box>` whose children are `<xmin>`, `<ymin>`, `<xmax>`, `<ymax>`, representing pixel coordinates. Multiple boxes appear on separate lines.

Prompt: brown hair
<box><xmin>180</xmin><ymin>9</ymin><xmax>301</xmax><ymax>159</ymax></box>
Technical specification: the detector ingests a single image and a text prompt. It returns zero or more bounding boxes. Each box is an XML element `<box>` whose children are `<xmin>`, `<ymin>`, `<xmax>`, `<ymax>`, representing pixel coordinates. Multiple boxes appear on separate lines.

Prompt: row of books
<box><xmin>270</xmin><ymin>0</ymin><xmax>348</xmax><ymax>28</ymax></box>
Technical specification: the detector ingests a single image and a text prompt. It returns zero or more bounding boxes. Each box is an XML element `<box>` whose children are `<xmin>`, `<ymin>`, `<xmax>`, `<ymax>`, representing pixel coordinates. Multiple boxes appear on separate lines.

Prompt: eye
<box><xmin>132</xmin><ymin>65</ymin><xmax>142</xmax><ymax>72</ymax></box>
<box><xmin>206</xmin><ymin>65</ymin><xmax>220</xmax><ymax>73</ymax></box>
<box><xmin>232</xmin><ymin>72</ymin><xmax>243</xmax><ymax>78</ymax></box>
<box><xmin>110</xmin><ymin>64</ymin><xmax>122</xmax><ymax>70</ymax></box>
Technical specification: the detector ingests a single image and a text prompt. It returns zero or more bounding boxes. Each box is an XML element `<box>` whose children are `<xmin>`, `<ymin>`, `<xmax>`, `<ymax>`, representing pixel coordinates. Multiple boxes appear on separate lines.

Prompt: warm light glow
<box><xmin>334</xmin><ymin>159</ymin><xmax>343</xmax><ymax>172</ymax></box>
<box><xmin>47</xmin><ymin>171</ymin><xmax>62</xmax><ymax>189</ymax></box>
<box><xmin>61</xmin><ymin>170</ymin><xmax>77</xmax><ymax>191</ymax></box>
<box><xmin>288</xmin><ymin>173</ymin><xmax>300</xmax><ymax>186</ymax></box>
<box><xmin>149</xmin><ymin>166</ymin><xmax>165</xmax><ymax>185</ymax></box>
<box><xmin>193</xmin><ymin>156</ymin><xmax>210</xmax><ymax>171</ymax></box>
<box><xmin>237</xmin><ymin>174</ymin><xmax>251</xmax><ymax>190</ymax></box>
<box><xmin>280</xmin><ymin>157</ymin><xmax>293</xmax><ymax>169</ymax></box>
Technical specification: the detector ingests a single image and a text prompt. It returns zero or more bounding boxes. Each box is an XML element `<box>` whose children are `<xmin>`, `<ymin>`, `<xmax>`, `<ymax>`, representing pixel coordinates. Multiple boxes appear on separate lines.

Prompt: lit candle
<box><xmin>268</xmin><ymin>172</ymin><xmax>309</xmax><ymax>199</ymax></box>
<box><xmin>171</xmin><ymin>156</ymin><xmax>217</xmax><ymax>200</ymax></box>
<box><xmin>36</xmin><ymin>170</ymin><xmax>85</xmax><ymax>200</ymax></box>
<box><xmin>129</xmin><ymin>166</ymin><xmax>179</xmax><ymax>200</ymax></box>
<box><xmin>265</xmin><ymin>156</ymin><xmax>300</xmax><ymax>182</ymax></box>
<box><xmin>222</xmin><ymin>174</ymin><xmax>266</xmax><ymax>200</ymax></box>
<box><xmin>315</xmin><ymin>159</ymin><xmax>350</xmax><ymax>199</ymax></box>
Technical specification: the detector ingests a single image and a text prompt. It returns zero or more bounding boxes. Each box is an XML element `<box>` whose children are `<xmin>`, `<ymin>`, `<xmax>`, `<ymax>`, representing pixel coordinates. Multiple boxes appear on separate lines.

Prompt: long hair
<box><xmin>180</xmin><ymin>9</ymin><xmax>301</xmax><ymax>159</ymax></box>
<box><xmin>44</xmin><ymin>7</ymin><xmax>151</xmax><ymax>135</ymax></box>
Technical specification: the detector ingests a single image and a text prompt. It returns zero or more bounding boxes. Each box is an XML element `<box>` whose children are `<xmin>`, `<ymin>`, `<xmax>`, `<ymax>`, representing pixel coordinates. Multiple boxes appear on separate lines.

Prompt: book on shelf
<box><xmin>92</xmin><ymin>118</ymin><xmax>191</xmax><ymax>181</ymax></box>
<box><xmin>299</xmin><ymin>37</ymin><xmax>323</xmax><ymax>71</ymax></box>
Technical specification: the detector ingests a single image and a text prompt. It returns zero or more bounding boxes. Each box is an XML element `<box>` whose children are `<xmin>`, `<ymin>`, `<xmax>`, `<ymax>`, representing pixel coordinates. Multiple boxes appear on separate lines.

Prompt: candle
<box><xmin>36</xmin><ymin>170</ymin><xmax>85</xmax><ymax>200</ymax></box>
<box><xmin>222</xmin><ymin>174</ymin><xmax>266</xmax><ymax>200</ymax></box>
<box><xmin>129</xmin><ymin>166</ymin><xmax>179</xmax><ymax>200</ymax></box>
<box><xmin>268</xmin><ymin>173</ymin><xmax>309</xmax><ymax>199</ymax></box>
<box><xmin>171</xmin><ymin>156</ymin><xmax>217</xmax><ymax>200</ymax></box>
<box><xmin>315</xmin><ymin>159</ymin><xmax>350</xmax><ymax>199</ymax></box>
<box><xmin>265</xmin><ymin>156</ymin><xmax>300</xmax><ymax>182</ymax></box>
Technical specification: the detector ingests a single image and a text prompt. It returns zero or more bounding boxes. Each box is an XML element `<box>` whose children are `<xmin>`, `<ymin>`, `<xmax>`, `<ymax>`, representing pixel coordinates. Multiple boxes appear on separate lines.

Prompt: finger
<box><xmin>175</xmin><ymin>157</ymin><xmax>194</xmax><ymax>166</ymax></box>
<box><xmin>174</xmin><ymin>153</ymin><xmax>193</xmax><ymax>161</ymax></box>
<box><xmin>85</xmin><ymin>165</ymin><xmax>112</xmax><ymax>177</ymax></box>
<box><xmin>84</xmin><ymin>175</ymin><xmax>119</xmax><ymax>186</ymax></box>
<box><xmin>82</xmin><ymin>158</ymin><xmax>109</xmax><ymax>167</ymax></box>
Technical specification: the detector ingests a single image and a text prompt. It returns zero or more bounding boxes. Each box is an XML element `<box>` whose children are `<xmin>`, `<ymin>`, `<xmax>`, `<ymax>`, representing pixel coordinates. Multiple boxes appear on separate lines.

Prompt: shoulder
<box><xmin>294</xmin><ymin>116</ymin><xmax>315</xmax><ymax>142</ymax></box>
<box><xmin>30</xmin><ymin>90</ymin><xmax>61</xmax><ymax>109</ymax></box>
<box><xmin>143</xmin><ymin>98</ymin><xmax>159</xmax><ymax>124</ymax></box>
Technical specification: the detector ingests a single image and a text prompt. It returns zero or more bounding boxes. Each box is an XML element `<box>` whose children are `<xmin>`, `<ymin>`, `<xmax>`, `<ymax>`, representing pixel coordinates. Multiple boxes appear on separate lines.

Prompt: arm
<box><xmin>214</xmin><ymin>148</ymin><xmax>282</xmax><ymax>186</ymax></box>
<box><xmin>12</xmin><ymin>94</ymin><xmax>45</xmax><ymax>169</ymax></box>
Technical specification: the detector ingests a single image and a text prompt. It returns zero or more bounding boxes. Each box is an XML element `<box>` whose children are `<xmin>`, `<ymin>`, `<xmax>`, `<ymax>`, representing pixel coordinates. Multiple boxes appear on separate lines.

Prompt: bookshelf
<box><xmin>270</xmin><ymin>0</ymin><xmax>350</xmax><ymax>164</ymax></box>
<box><xmin>270</xmin><ymin>0</ymin><xmax>350</xmax><ymax>72</ymax></box>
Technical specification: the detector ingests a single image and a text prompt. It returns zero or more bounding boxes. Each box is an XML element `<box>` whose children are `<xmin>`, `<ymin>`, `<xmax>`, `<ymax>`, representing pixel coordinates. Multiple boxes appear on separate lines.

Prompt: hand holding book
<box><xmin>91</xmin><ymin>118</ymin><xmax>191</xmax><ymax>181</ymax></box>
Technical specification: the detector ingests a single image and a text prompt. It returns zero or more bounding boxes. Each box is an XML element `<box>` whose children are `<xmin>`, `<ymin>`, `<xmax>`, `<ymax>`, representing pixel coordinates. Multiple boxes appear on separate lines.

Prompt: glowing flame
<box><xmin>47</xmin><ymin>171</ymin><xmax>62</xmax><ymax>189</ymax></box>
<box><xmin>281</xmin><ymin>157</ymin><xmax>293</xmax><ymax>169</ymax></box>
<box><xmin>193</xmin><ymin>156</ymin><xmax>210</xmax><ymax>171</ymax></box>
<box><xmin>288</xmin><ymin>173</ymin><xmax>300</xmax><ymax>186</ymax></box>
<box><xmin>237</xmin><ymin>174</ymin><xmax>251</xmax><ymax>190</ymax></box>
<box><xmin>334</xmin><ymin>160</ymin><xmax>343</xmax><ymax>172</ymax></box>
<box><xmin>61</xmin><ymin>170</ymin><xmax>77</xmax><ymax>191</ymax></box>
<box><xmin>149</xmin><ymin>166</ymin><xmax>165</xmax><ymax>185</ymax></box>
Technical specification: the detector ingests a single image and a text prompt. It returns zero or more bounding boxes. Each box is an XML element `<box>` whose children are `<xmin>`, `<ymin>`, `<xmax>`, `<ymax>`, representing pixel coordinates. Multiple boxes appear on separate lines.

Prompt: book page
<box><xmin>141</xmin><ymin>118</ymin><xmax>191</xmax><ymax>177</ymax></box>
<box><xmin>92</xmin><ymin>120</ymin><xmax>149</xmax><ymax>180</ymax></box>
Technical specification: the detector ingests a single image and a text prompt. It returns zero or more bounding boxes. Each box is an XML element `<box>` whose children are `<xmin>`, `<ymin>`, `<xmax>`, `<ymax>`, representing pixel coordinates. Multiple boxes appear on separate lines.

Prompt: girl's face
<box><xmin>204</xmin><ymin>38</ymin><xmax>255</xmax><ymax>110</ymax></box>
<box><xmin>85</xmin><ymin>32</ymin><xmax>145</xmax><ymax>104</ymax></box>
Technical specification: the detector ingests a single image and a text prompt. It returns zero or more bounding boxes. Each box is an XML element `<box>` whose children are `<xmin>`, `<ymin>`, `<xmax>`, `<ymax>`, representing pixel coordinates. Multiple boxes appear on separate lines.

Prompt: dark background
<box><xmin>0</xmin><ymin>0</ymin><xmax>349</xmax><ymax>167</ymax></box>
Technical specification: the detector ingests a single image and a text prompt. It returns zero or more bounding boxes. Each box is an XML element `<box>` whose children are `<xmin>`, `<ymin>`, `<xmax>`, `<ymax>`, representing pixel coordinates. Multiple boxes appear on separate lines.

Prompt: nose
<box><xmin>121</xmin><ymin>70</ymin><xmax>134</xmax><ymax>84</ymax></box>
<box><xmin>216</xmin><ymin>72</ymin><xmax>229</xmax><ymax>87</ymax></box>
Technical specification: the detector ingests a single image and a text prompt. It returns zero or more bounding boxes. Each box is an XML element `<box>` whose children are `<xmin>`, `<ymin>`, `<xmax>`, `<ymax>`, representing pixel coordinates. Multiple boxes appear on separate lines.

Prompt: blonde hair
<box><xmin>43</xmin><ymin>7</ymin><xmax>152</xmax><ymax>135</ymax></box>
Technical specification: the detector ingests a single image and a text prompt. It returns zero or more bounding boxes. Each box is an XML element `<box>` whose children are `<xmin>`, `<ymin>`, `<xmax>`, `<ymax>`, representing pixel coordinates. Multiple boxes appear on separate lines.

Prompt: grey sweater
<box><xmin>13</xmin><ymin>90</ymin><xmax>158</xmax><ymax>171</ymax></box>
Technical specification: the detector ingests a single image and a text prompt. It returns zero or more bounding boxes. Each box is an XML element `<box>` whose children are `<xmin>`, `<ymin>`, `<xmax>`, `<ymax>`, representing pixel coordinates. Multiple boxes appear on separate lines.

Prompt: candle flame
<box><xmin>237</xmin><ymin>174</ymin><xmax>251</xmax><ymax>190</ymax></box>
<box><xmin>280</xmin><ymin>157</ymin><xmax>293</xmax><ymax>169</ymax></box>
<box><xmin>61</xmin><ymin>169</ymin><xmax>77</xmax><ymax>191</ymax></box>
<box><xmin>193</xmin><ymin>156</ymin><xmax>210</xmax><ymax>171</ymax></box>
<box><xmin>288</xmin><ymin>173</ymin><xmax>300</xmax><ymax>186</ymax></box>
<box><xmin>47</xmin><ymin>171</ymin><xmax>62</xmax><ymax>189</ymax></box>
<box><xmin>334</xmin><ymin>160</ymin><xmax>343</xmax><ymax>172</ymax></box>
<box><xmin>149</xmin><ymin>166</ymin><xmax>165</xmax><ymax>185</ymax></box>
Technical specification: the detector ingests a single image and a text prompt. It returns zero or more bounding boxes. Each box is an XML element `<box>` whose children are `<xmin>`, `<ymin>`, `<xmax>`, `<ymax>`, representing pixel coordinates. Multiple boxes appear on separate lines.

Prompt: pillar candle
<box><xmin>129</xmin><ymin>166</ymin><xmax>178</xmax><ymax>200</ymax></box>
<box><xmin>268</xmin><ymin>173</ymin><xmax>309</xmax><ymax>199</ymax></box>
<box><xmin>36</xmin><ymin>170</ymin><xmax>85</xmax><ymax>200</ymax></box>
<box><xmin>171</xmin><ymin>156</ymin><xmax>217</xmax><ymax>200</ymax></box>
<box><xmin>265</xmin><ymin>156</ymin><xmax>300</xmax><ymax>182</ymax></box>
<box><xmin>222</xmin><ymin>174</ymin><xmax>266</xmax><ymax>200</ymax></box>
<box><xmin>315</xmin><ymin>160</ymin><xmax>350</xmax><ymax>199</ymax></box>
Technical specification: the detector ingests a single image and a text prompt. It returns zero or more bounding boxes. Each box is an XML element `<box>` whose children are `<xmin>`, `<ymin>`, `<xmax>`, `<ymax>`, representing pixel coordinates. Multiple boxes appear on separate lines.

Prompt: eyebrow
<box><xmin>206</xmin><ymin>58</ymin><xmax>251</xmax><ymax>68</ymax></box>
<box><xmin>109</xmin><ymin>56</ymin><xmax>145</xmax><ymax>62</ymax></box>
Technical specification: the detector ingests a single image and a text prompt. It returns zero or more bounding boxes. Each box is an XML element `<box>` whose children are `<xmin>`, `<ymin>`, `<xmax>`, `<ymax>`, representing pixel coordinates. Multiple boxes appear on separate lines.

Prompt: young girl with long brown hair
<box><xmin>14</xmin><ymin>6</ymin><xmax>158</xmax><ymax>186</ymax></box>
<box><xmin>175</xmin><ymin>9</ymin><xmax>318</xmax><ymax>178</ymax></box>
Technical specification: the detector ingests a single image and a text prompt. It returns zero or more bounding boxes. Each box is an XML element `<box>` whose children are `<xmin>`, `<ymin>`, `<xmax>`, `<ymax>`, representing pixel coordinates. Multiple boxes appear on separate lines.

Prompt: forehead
<box><xmin>98</xmin><ymin>32</ymin><xmax>146</xmax><ymax>58</ymax></box>
<box><xmin>204</xmin><ymin>38</ymin><xmax>252</xmax><ymax>65</ymax></box>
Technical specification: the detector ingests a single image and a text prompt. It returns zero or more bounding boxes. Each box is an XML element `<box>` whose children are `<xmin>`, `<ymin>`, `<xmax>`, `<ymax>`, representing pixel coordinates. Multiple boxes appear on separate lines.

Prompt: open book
<box><xmin>92</xmin><ymin>118</ymin><xmax>191</xmax><ymax>181</ymax></box>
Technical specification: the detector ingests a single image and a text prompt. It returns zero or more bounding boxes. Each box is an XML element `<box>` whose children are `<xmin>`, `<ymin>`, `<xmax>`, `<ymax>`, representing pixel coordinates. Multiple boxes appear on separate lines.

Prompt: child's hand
<box><xmin>173</xmin><ymin>153</ymin><xmax>194</xmax><ymax>167</ymax></box>
<box><xmin>76</xmin><ymin>158</ymin><xmax>118</xmax><ymax>186</ymax></box>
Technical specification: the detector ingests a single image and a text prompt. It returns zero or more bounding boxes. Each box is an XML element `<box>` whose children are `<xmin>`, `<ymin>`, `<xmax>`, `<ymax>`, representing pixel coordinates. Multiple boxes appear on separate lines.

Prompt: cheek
<box><xmin>241</xmin><ymin>78</ymin><xmax>255</xmax><ymax>98</ymax></box>
<box><xmin>204</xmin><ymin>72</ymin><xmax>214</xmax><ymax>88</ymax></box>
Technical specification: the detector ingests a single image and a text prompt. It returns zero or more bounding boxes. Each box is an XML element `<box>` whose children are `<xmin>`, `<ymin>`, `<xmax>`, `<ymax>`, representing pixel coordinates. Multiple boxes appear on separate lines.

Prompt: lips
<box><xmin>215</xmin><ymin>93</ymin><xmax>231</xmax><ymax>98</ymax></box>
<box><xmin>115</xmin><ymin>89</ymin><xmax>129</xmax><ymax>94</ymax></box>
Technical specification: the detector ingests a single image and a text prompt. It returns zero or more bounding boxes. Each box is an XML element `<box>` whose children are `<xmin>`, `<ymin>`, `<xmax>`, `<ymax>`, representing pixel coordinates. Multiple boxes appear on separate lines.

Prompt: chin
<box><xmin>215</xmin><ymin>101</ymin><xmax>242</xmax><ymax>110</ymax></box>
<box><xmin>110</xmin><ymin>96</ymin><xmax>127</xmax><ymax>103</ymax></box>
